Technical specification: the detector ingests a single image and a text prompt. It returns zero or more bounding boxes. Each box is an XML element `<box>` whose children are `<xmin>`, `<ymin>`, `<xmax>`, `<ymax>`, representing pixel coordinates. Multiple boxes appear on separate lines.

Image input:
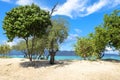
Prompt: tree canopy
<box><xmin>47</xmin><ymin>18</ymin><xmax>68</xmax><ymax>64</ymax></box>
<box><xmin>75</xmin><ymin>37</ymin><xmax>93</xmax><ymax>60</ymax></box>
<box><xmin>3</xmin><ymin>4</ymin><xmax>51</xmax><ymax>61</ymax></box>
<box><xmin>104</xmin><ymin>10</ymin><xmax>120</xmax><ymax>50</ymax></box>
<box><xmin>89</xmin><ymin>25</ymin><xmax>108</xmax><ymax>59</ymax></box>
<box><xmin>3</xmin><ymin>4</ymin><xmax>51</xmax><ymax>41</ymax></box>
<box><xmin>75</xmin><ymin>10</ymin><xmax>120</xmax><ymax>60</ymax></box>
<box><xmin>0</xmin><ymin>44</ymin><xmax>11</xmax><ymax>57</ymax></box>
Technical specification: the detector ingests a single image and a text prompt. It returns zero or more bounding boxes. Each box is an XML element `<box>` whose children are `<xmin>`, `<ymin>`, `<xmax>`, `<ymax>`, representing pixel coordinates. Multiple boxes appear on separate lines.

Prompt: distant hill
<box><xmin>56</xmin><ymin>51</ymin><xmax>76</xmax><ymax>56</ymax></box>
<box><xmin>9</xmin><ymin>50</ymin><xmax>120</xmax><ymax>56</ymax></box>
<box><xmin>9</xmin><ymin>50</ymin><xmax>77</xmax><ymax>56</ymax></box>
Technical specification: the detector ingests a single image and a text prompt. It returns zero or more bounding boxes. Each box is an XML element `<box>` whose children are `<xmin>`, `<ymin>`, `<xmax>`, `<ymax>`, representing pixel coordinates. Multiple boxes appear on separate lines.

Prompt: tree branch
<box><xmin>50</xmin><ymin>2</ymin><xmax>58</xmax><ymax>16</ymax></box>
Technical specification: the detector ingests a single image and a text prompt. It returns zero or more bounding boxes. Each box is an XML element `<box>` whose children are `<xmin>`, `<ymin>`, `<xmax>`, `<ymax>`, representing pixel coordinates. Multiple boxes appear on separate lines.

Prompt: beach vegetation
<box><xmin>46</xmin><ymin>18</ymin><xmax>68</xmax><ymax>64</ymax></box>
<box><xmin>0</xmin><ymin>44</ymin><xmax>11</xmax><ymax>57</ymax></box>
<box><xmin>32</xmin><ymin>36</ymin><xmax>47</xmax><ymax>60</ymax></box>
<box><xmin>10</xmin><ymin>17</ymin><xmax>68</xmax><ymax>64</ymax></box>
<box><xmin>75</xmin><ymin>10</ymin><xmax>120</xmax><ymax>60</ymax></box>
<box><xmin>12</xmin><ymin>38</ymin><xmax>46</xmax><ymax>59</ymax></box>
<box><xmin>3</xmin><ymin>4</ymin><xmax>51</xmax><ymax>61</ymax></box>
<box><xmin>89</xmin><ymin>25</ymin><xmax>108</xmax><ymax>59</ymax></box>
<box><xmin>104</xmin><ymin>10</ymin><xmax>120</xmax><ymax>51</ymax></box>
<box><xmin>75</xmin><ymin>37</ymin><xmax>93</xmax><ymax>60</ymax></box>
<box><xmin>75</xmin><ymin>26</ymin><xmax>108</xmax><ymax>60</ymax></box>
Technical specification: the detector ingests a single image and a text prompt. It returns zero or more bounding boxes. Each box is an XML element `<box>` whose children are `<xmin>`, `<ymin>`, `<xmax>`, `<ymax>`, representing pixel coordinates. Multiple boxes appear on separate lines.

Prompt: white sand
<box><xmin>0</xmin><ymin>58</ymin><xmax>120</xmax><ymax>80</ymax></box>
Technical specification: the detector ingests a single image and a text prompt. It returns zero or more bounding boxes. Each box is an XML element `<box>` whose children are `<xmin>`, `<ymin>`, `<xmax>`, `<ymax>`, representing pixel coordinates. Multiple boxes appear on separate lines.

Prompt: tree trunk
<box><xmin>46</xmin><ymin>54</ymin><xmax>50</xmax><ymax>60</ymax></box>
<box><xmin>29</xmin><ymin>54</ymin><xmax>32</xmax><ymax>61</ymax></box>
<box><xmin>25</xmin><ymin>38</ymin><xmax>32</xmax><ymax>62</ymax></box>
<box><xmin>27</xmin><ymin>53</ymin><xmax>32</xmax><ymax>61</ymax></box>
<box><xmin>83</xmin><ymin>57</ymin><xmax>86</xmax><ymax>60</ymax></box>
<box><xmin>23</xmin><ymin>50</ymin><xmax>28</xmax><ymax>58</ymax></box>
<box><xmin>83</xmin><ymin>54</ymin><xmax>86</xmax><ymax>60</ymax></box>
<box><xmin>49</xmin><ymin>52</ymin><xmax>55</xmax><ymax>64</ymax></box>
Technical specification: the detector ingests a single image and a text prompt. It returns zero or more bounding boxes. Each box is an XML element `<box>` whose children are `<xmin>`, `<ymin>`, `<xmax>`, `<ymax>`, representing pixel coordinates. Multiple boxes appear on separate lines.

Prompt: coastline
<box><xmin>0</xmin><ymin>58</ymin><xmax>120</xmax><ymax>80</ymax></box>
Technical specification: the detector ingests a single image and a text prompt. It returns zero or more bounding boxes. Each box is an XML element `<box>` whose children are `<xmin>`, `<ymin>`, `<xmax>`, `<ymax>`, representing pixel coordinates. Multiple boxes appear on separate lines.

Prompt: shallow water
<box><xmin>1</xmin><ymin>50</ymin><xmax>120</xmax><ymax>60</ymax></box>
<box><xmin>5</xmin><ymin>54</ymin><xmax>120</xmax><ymax>61</ymax></box>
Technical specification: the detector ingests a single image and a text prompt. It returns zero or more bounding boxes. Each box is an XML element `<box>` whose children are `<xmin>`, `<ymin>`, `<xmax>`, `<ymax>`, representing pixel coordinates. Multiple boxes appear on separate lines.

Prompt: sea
<box><xmin>2</xmin><ymin>50</ymin><xmax>119</xmax><ymax>61</ymax></box>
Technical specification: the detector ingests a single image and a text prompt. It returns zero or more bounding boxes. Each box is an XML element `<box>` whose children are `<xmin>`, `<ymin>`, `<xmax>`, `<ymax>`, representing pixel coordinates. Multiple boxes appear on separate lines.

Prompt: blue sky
<box><xmin>0</xmin><ymin>0</ymin><xmax>120</xmax><ymax>51</ymax></box>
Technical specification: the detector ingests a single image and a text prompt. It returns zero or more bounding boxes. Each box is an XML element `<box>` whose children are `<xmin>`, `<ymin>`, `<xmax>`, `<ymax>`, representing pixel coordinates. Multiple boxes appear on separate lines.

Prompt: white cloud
<box><xmin>60</xmin><ymin>42</ymin><xmax>74</xmax><ymax>51</ymax></box>
<box><xmin>53</xmin><ymin>0</ymin><xmax>87</xmax><ymax>18</ymax></box>
<box><xmin>60</xmin><ymin>34</ymin><xmax>77</xmax><ymax>51</ymax></box>
<box><xmin>105</xmin><ymin>46</ymin><xmax>113</xmax><ymax>51</ymax></box>
<box><xmin>6</xmin><ymin>42</ymin><xmax>16</xmax><ymax>47</ymax></box>
<box><xmin>16</xmin><ymin>0</ymin><xmax>34</xmax><ymax>5</ymax></box>
<box><xmin>60</xmin><ymin>28</ymin><xmax>82</xmax><ymax>51</ymax></box>
<box><xmin>65</xmin><ymin>28</ymin><xmax>82</xmax><ymax>43</ymax></box>
<box><xmin>1</xmin><ymin>0</ymin><xmax>10</xmax><ymax>2</ymax></box>
<box><xmin>53</xmin><ymin>0</ymin><xmax>120</xmax><ymax>18</ymax></box>
<box><xmin>75</xmin><ymin>28</ymin><xmax>82</xmax><ymax>34</ymax></box>
<box><xmin>104</xmin><ymin>46</ymin><xmax>119</xmax><ymax>54</ymax></box>
<box><xmin>40</xmin><ymin>6</ymin><xmax>51</xmax><ymax>12</ymax></box>
<box><xmin>83</xmin><ymin>0</ymin><xmax>108</xmax><ymax>16</ymax></box>
<box><xmin>110</xmin><ymin>0</ymin><xmax>120</xmax><ymax>7</ymax></box>
<box><xmin>15</xmin><ymin>0</ymin><xmax>51</xmax><ymax>11</ymax></box>
<box><xmin>1</xmin><ymin>0</ymin><xmax>120</xmax><ymax>18</ymax></box>
<box><xmin>3</xmin><ymin>38</ymin><xmax>24</xmax><ymax>47</ymax></box>
<box><xmin>67</xmin><ymin>34</ymin><xmax>79</xmax><ymax>41</ymax></box>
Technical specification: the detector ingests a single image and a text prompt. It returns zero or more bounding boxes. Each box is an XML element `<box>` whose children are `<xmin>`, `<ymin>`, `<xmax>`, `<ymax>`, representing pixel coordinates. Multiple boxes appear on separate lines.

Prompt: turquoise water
<box><xmin>7</xmin><ymin>55</ymin><xmax>82</xmax><ymax>60</ymax></box>
<box><xmin>1</xmin><ymin>50</ymin><xmax>120</xmax><ymax>60</ymax></box>
<box><xmin>102</xmin><ymin>55</ymin><xmax>120</xmax><ymax>60</ymax></box>
<box><xmin>4</xmin><ymin>54</ymin><xmax>120</xmax><ymax>61</ymax></box>
<box><xmin>54</xmin><ymin>56</ymin><xmax>82</xmax><ymax>60</ymax></box>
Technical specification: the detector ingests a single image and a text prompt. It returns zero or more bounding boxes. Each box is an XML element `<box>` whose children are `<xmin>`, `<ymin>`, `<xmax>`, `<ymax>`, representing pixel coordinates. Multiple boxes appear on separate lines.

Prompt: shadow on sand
<box><xmin>20</xmin><ymin>60</ymin><xmax>73</xmax><ymax>68</ymax></box>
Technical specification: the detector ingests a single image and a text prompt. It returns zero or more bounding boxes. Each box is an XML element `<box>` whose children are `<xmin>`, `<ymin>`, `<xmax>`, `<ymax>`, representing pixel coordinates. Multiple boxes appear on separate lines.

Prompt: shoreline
<box><xmin>1</xmin><ymin>53</ymin><xmax>120</xmax><ymax>61</ymax></box>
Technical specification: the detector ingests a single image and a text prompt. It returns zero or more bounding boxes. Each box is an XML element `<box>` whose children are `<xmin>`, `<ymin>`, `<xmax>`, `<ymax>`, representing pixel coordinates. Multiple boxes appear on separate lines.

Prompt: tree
<box><xmin>89</xmin><ymin>25</ymin><xmax>108</xmax><ymax>59</ymax></box>
<box><xmin>47</xmin><ymin>18</ymin><xmax>68</xmax><ymax>64</ymax></box>
<box><xmin>12</xmin><ymin>37</ymin><xmax>47</xmax><ymax>59</ymax></box>
<box><xmin>75</xmin><ymin>10</ymin><xmax>120</xmax><ymax>60</ymax></box>
<box><xmin>104</xmin><ymin>10</ymin><xmax>120</xmax><ymax>51</ymax></box>
<box><xmin>33</xmin><ymin>36</ymin><xmax>47</xmax><ymax>59</ymax></box>
<box><xmin>0</xmin><ymin>44</ymin><xmax>11</xmax><ymax>57</ymax></box>
<box><xmin>75</xmin><ymin>25</ymin><xmax>108</xmax><ymax>60</ymax></box>
<box><xmin>74</xmin><ymin>37</ymin><xmax>93</xmax><ymax>60</ymax></box>
<box><xmin>3</xmin><ymin>4</ymin><xmax>51</xmax><ymax>61</ymax></box>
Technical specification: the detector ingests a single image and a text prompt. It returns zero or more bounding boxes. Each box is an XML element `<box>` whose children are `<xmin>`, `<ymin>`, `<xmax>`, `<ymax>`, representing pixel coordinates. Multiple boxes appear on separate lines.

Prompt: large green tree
<box><xmin>75</xmin><ymin>26</ymin><xmax>108</xmax><ymax>60</ymax></box>
<box><xmin>47</xmin><ymin>18</ymin><xmax>68</xmax><ymax>64</ymax></box>
<box><xmin>89</xmin><ymin>25</ymin><xmax>108</xmax><ymax>59</ymax></box>
<box><xmin>3</xmin><ymin>4</ymin><xmax>51</xmax><ymax>61</ymax></box>
<box><xmin>75</xmin><ymin>10</ymin><xmax>120</xmax><ymax>60</ymax></box>
<box><xmin>104</xmin><ymin>10</ymin><xmax>120</xmax><ymax>51</ymax></box>
<box><xmin>75</xmin><ymin>25</ymin><xmax>108</xmax><ymax>60</ymax></box>
<box><xmin>74</xmin><ymin>37</ymin><xmax>93</xmax><ymax>60</ymax></box>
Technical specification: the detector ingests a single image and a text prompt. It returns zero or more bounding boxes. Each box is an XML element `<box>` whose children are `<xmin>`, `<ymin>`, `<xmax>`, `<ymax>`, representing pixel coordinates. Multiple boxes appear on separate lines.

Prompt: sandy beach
<box><xmin>0</xmin><ymin>58</ymin><xmax>120</xmax><ymax>80</ymax></box>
